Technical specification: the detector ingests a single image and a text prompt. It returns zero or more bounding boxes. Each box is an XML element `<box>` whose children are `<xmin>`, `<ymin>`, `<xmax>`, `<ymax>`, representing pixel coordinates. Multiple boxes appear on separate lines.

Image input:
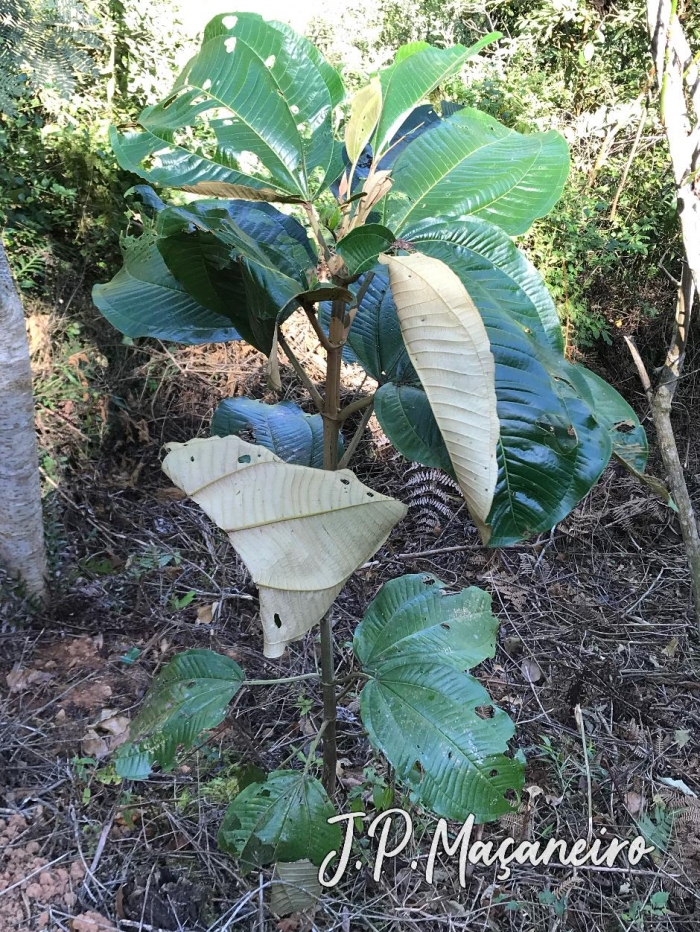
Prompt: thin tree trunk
<box><xmin>0</xmin><ymin>242</ymin><xmax>47</xmax><ymax>602</ymax></box>
<box><xmin>639</xmin><ymin>1</ymin><xmax>700</xmax><ymax>630</ymax></box>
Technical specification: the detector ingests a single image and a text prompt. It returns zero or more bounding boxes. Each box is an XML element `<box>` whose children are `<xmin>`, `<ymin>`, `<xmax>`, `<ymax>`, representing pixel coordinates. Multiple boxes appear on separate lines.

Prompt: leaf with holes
<box><xmin>111</xmin><ymin>13</ymin><xmax>342</xmax><ymax>198</ymax></box>
<box><xmin>573</xmin><ymin>366</ymin><xmax>647</xmax><ymax>472</ymax></box>
<box><xmin>354</xmin><ymin>573</ymin><xmax>497</xmax><ymax>671</ymax></box>
<box><xmin>218</xmin><ymin>770</ymin><xmax>340</xmax><ymax>872</ymax></box>
<box><xmin>211</xmin><ymin>398</ymin><xmax>342</xmax><ymax>468</ymax></box>
<box><xmin>372</xmin><ymin>36</ymin><xmax>499</xmax><ymax>160</ymax></box>
<box><xmin>92</xmin><ymin>235</ymin><xmax>242</xmax><ymax>345</ymax></box>
<box><xmin>355</xmin><ymin>574</ymin><xmax>523</xmax><ymax>822</ymax></box>
<box><xmin>380</xmin><ymin>252</ymin><xmax>499</xmax><ymax>538</ymax></box>
<box><xmin>386</xmin><ymin>107</ymin><xmax>569</xmax><ymax>235</ymax></box>
<box><xmin>162</xmin><ymin>435</ymin><xmax>406</xmax><ymax>657</ymax></box>
<box><xmin>114</xmin><ymin>649</ymin><xmax>243</xmax><ymax>780</ymax></box>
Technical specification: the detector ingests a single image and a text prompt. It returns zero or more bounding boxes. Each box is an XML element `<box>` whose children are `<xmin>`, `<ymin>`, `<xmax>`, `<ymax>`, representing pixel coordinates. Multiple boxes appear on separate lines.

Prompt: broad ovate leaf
<box><xmin>218</xmin><ymin>770</ymin><xmax>340</xmax><ymax>871</ymax></box>
<box><xmin>114</xmin><ymin>649</ymin><xmax>243</xmax><ymax>780</ymax></box>
<box><xmin>354</xmin><ymin>574</ymin><xmax>497</xmax><ymax>672</ymax></box>
<box><xmin>373</xmin><ymin>36</ymin><xmax>500</xmax><ymax>160</ymax></box>
<box><xmin>162</xmin><ymin>436</ymin><xmax>407</xmax><ymax>657</ymax></box>
<box><xmin>92</xmin><ymin>235</ymin><xmax>242</xmax><ymax>345</ymax></box>
<box><xmin>336</xmin><ymin>224</ymin><xmax>395</xmax><ymax>276</ymax></box>
<box><xmin>380</xmin><ymin>252</ymin><xmax>498</xmax><ymax>538</ymax></box>
<box><xmin>386</xmin><ymin>107</ymin><xmax>569</xmax><ymax>235</ymax></box>
<box><xmin>355</xmin><ymin>575</ymin><xmax>523</xmax><ymax>822</ymax></box>
<box><xmin>112</xmin><ymin>14</ymin><xmax>341</xmax><ymax>198</ymax></box>
<box><xmin>211</xmin><ymin>398</ymin><xmax>342</xmax><ymax>468</ymax></box>
<box><xmin>410</xmin><ymin>231</ymin><xmax>612</xmax><ymax>545</ymax></box>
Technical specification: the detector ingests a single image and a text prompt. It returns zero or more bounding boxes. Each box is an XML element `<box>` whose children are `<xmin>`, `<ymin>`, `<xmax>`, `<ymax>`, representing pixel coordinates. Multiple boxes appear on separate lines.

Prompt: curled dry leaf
<box><xmin>5</xmin><ymin>667</ymin><xmax>54</xmax><ymax>694</ymax></box>
<box><xmin>196</xmin><ymin>601</ymin><xmax>221</xmax><ymax>625</ymax></box>
<box><xmin>624</xmin><ymin>791</ymin><xmax>644</xmax><ymax>815</ymax></box>
<box><xmin>162</xmin><ymin>435</ymin><xmax>406</xmax><ymax>657</ymax></box>
<box><xmin>520</xmin><ymin>657</ymin><xmax>543</xmax><ymax>683</ymax></box>
<box><xmin>81</xmin><ymin>710</ymin><xmax>130</xmax><ymax>759</ymax></box>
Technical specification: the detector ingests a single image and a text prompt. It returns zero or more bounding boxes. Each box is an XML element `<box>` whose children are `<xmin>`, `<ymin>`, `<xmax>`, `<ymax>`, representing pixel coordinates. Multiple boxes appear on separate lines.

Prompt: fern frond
<box><xmin>405</xmin><ymin>464</ymin><xmax>461</xmax><ymax>537</ymax></box>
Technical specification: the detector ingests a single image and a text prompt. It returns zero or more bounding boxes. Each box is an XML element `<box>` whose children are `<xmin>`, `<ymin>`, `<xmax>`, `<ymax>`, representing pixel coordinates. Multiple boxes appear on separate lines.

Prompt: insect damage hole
<box><xmin>273</xmin><ymin>613</ymin><xmax>282</xmax><ymax>629</ymax></box>
<box><xmin>475</xmin><ymin>705</ymin><xmax>494</xmax><ymax>720</ymax></box>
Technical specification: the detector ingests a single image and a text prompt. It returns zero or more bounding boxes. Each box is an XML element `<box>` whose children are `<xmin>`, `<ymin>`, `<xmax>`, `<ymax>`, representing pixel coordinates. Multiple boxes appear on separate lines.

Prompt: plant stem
<box><xmin>338</xmin><ymin>401</ymin><xmax>374</xmax><ymax>469</ymax></box>
<box><xmin>277</xmin><ymin>328</ymin><xmax>324</xmax><ymax>413</ymax></box>
<box><xmin>338</xmin><ymin>394</ymin><xmax>374</xmax><ymax>422</ymax></box>
<box><xmin>322</xmin><ymin>299</ymin><xmax>345</xmax><ymax>473</ymax></box>
<box><xmin>317</xmin><ymin>297</ymin><xmax>349</xmax><ymax>795</ymax></box>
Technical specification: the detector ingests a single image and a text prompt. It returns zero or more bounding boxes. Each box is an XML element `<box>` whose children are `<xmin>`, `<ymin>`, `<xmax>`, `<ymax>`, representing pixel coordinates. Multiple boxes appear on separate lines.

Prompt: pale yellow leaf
<box><xmin>380</xmin><ymin>253</ymin><xmax>499</xmax><ymax>538</ymax></box>
<box><xmin>345</xmin><ymin>78</ymin><xmax>382</xmax><ymax>166</ymax></box>
<box><xmin>162</xmin><ymin>436</ymin><xmax>407</xmax><ymax>657</ymax></box>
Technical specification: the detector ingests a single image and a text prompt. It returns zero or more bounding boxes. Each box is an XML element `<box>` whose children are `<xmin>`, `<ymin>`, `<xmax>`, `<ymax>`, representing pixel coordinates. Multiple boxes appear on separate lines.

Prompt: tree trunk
<box><xmin>640</xmin><ymin>0</ymin><xmax>700</xmax><ymax>631</ymax></box>
<box><xmin>0</xmin><ymin>242</ymin><xmax>48</xmax><ymax>602</ymax></box>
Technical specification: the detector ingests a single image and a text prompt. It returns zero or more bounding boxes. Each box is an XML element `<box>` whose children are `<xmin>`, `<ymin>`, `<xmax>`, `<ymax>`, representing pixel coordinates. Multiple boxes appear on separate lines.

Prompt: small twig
<box><xmin>303</xmin><ymin>718</ymin><xmax>328</xmax><ymax>775</ymax></box>
<box><xmin>277</xmin><ymin>328</ymin><xmax>324</xmax><ymax>412</ymax></box>
<box><xmin>244</xmin><ymin>672</ymin><xmax>320</xmax><ymax>687</ymax></box>
<box><xmin>610</xmin><ymin>103</ymin><xmax>648</xmax><ymax>222</ymax></box>
<box><xmin>623</xmin><ymin>335</ymin><xmax>653</xmax><ymax>398</ymax></box>
<box><xmin>82</xmin><ymin>809</ymin><xmax>116</xmax><ymax>894</ymax></box>
<box><xmin>574</xmin><ymin>704</ymin><xmax>594</xmax><ymax>845</ymax></box>
<box><xmin>338</xmin><ymin>402</ymin><xmax>374</xmax><ymax>469</ymax></box>
<box><xmin>304</xmin><ymin>305</ymin><xmax>333</xmax><ymax>351</ymax></box>
<box><xmin>338</xmin><ymin>393</ymin><xmax>374</xmax><ymax>422</ymax></box>
<box><xmin>348</xmin><ymin>271</ymin><xmax>375</xmax><ymax>320</ymax></box>
<box><xmin>303</xmin><ymin>202</ymin><xmax>332</xmax><ymax>264</ymax></box>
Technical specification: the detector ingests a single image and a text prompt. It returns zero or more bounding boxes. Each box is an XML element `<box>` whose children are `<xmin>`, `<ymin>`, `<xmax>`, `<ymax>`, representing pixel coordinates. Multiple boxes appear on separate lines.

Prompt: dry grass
<box><xmin>1</xmin><ymin>290</ymin><xmax>699</xmax><ymax>931</ymax></box>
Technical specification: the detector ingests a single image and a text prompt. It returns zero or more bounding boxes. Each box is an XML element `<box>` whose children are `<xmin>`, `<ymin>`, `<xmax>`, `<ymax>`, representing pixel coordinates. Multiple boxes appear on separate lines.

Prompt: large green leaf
<box><xmin>114</xmin><ymin>649</ymin><xmax>243</xmax><ymax>780</ymax></box>
<box><xmin>373</xmin><ymin>36</ymin><xmax>500</xmax><ymax>159</ymax></box>
<box><xmin>374</xmin><ymin>383</ymin><xmax>453</xmax><ymax>474</ymax></box>
<box><xmin>92</xmin><ymin>235</ymin><xmax>242</xmax><ymax>345</ymax></box>
<box><xmin>158</xmin><ymin>200</ymin><xmax>318</xmax><ymax>320</ymax></box>
<box><xmin>155</xmin><ymin>231</ymin><xmax>275</xmax><ymax>353</ymax></box>
<box><xmin>218</xmin><ymin>770</ymin><xmax>340</xmax><ymax>872</ymax></box>
<box><xmin>354</xmin><ymin>573</ymin><xmax>497</xmax><ymax>671</ymax></box>
<box><xmin>211</xmin><ymin>398</ymin><xmax>342</xmax><ymax>468</ymax></box>
<box><xmin>355</xmin><ymin>575</ymin><xmax>523</xmax><ymax>822</ymax></box>
<box><xmin>574</xmin><ymin>366</ymin><xmax>648</xmax><ymax>472</ymax></box>
<box><xmin>386</xmin><ymin>107</ymin><xmax>569</xmax><ymax>235</ymax></box>
<box><xmin>410</xmin><ymin>231</ymin><xmax>612</xmax><ymax>546</ymax></box>
<box><xmin>111</xmin><ymin>13</ymin><xmax>342</xmax><ymax>198</ymax></box>
<box><xmin>336</xmin><ymin>224</ymin><xmax>395</xmax><ymax>276</ymax></box>
<box><xmin>405</xmin><ymin>217</ymin><xmax>564</xmax><ymax>353</ymax></box>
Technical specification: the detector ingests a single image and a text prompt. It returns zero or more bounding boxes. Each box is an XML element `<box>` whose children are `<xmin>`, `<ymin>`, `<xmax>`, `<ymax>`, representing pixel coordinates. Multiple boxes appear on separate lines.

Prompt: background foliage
<box><xmin>5</xmin><ymin>0</ymin><xmax>699</xmax><ymax>345</ymax></box>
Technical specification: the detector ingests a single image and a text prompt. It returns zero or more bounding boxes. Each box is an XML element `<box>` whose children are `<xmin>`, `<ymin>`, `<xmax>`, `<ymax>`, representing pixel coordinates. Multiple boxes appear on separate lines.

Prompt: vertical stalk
<box><xmin>318</xmin><ymin>297</ymin><xmax>347</xmax><ymax>794</ymax></box>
